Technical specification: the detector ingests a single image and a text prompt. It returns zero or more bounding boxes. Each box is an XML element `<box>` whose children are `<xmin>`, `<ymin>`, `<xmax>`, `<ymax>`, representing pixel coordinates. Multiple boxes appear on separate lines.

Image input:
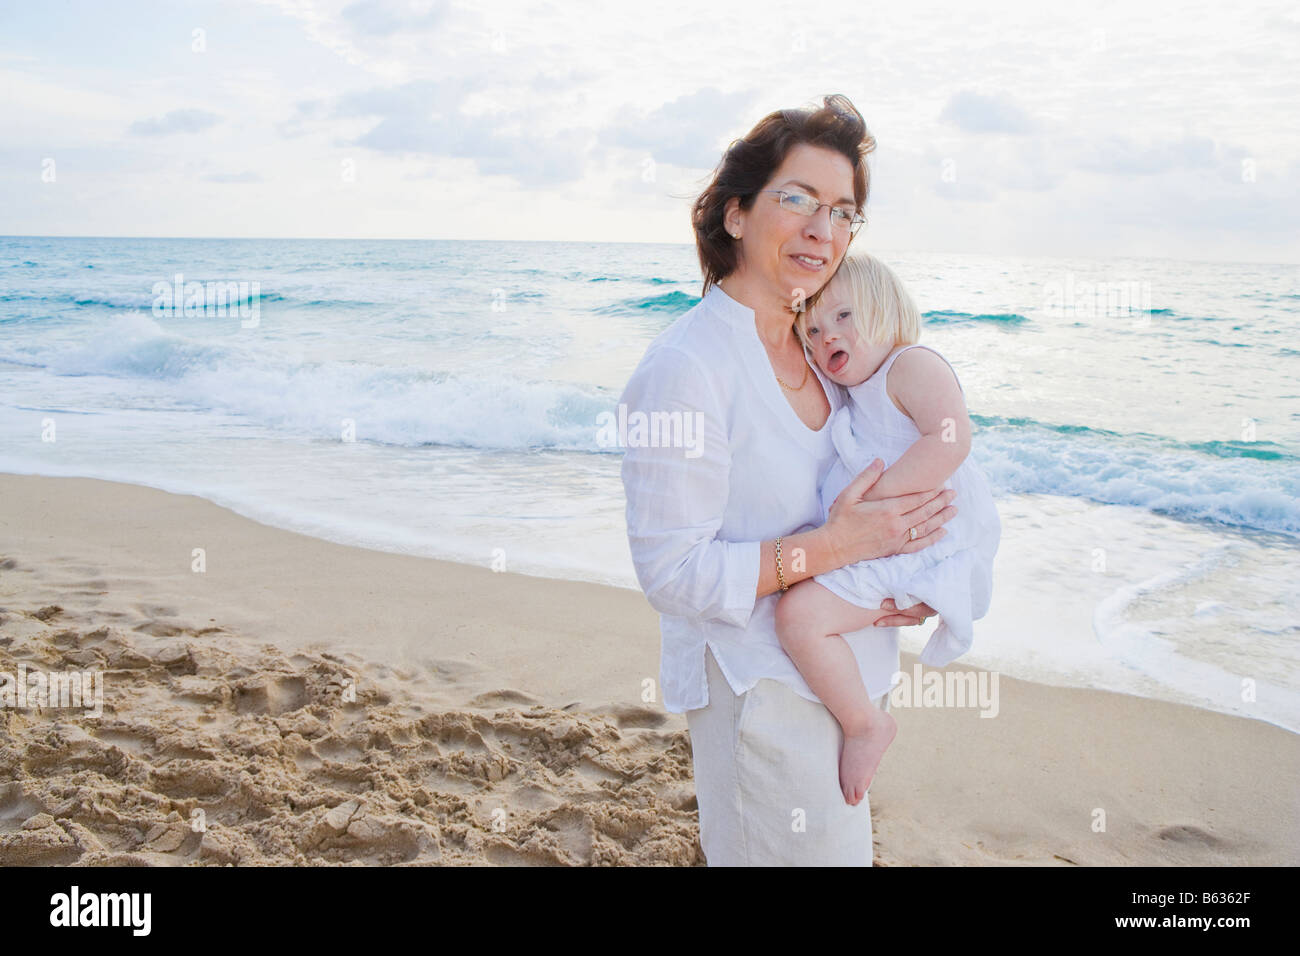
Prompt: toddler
<box><xmin>774</xmin><ymin>253</ymin><xmax>1001</xmax><ymax>806</ymax></box>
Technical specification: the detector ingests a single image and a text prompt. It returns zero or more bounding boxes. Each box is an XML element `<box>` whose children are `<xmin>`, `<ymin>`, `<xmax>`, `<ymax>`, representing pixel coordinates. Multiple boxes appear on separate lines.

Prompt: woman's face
<box><xmin>725</xmin><ymin>142</ymin><xmax>857</xmax><ymax>312</ymax></box>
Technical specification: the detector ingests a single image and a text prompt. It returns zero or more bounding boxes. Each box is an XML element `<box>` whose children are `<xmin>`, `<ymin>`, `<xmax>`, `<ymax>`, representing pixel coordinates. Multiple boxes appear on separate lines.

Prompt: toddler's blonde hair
<box><xmin>796</xmin><ymin>252</ymin><xmax>922</xmax><ymax>350</ymax></box>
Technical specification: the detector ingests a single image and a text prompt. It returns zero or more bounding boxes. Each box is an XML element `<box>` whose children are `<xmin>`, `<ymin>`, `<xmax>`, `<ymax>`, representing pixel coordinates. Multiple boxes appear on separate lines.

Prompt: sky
<box><xmin>2</xmin><ymin>0</ymin><xmax>1298</xmax><ymax>262</ymax></box>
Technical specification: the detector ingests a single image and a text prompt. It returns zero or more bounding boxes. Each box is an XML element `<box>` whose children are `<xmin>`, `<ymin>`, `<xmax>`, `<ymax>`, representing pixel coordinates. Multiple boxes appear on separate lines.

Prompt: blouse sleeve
<box><xmin>619</xmin><ymin>343</ymin><xmax>760</xmax><ymax>629</ymax></box>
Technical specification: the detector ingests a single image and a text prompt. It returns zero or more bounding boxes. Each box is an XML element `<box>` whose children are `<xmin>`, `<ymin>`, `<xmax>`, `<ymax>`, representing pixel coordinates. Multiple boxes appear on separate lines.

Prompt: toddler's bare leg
<box><xmin>775</xmin><ymin>580</ymin><xmax>898</xmax><ymax>806</ymax></box>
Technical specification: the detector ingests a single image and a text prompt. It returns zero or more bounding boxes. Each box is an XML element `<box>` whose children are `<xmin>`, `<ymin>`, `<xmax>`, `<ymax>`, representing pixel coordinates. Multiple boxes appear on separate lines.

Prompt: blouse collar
<box><xmin>704</xmin><ymin>281</ymin><xmax>842</xmax><ymax>449</ymax></box>
<box><xmin>702</xmin><ymin>282</ymin><xmax>753</xmax><ymax>327</ymax></box>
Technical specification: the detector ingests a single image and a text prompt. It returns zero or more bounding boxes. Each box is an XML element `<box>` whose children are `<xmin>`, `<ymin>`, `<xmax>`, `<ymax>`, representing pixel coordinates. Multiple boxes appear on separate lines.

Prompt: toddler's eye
<box><xmin>807</xmin><ymin>326</ymin><xmax>819</xmax><ymax>336</ymax></box>
<box><xmin>838</xmin><ymin>310</ymin><xmax>850</xmax><ymax>321</ymax></box>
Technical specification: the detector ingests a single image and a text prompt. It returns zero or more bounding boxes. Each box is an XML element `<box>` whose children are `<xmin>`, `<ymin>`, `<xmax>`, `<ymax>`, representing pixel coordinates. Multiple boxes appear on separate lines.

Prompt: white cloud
<box><xmin>940</xmin><ymin>91</ymin><xmax>1039</xmax><ymax>135</ymax></box>
<box><xmin>602</xmin><ymin>88</ymin><xmax>762</xmax><ymax>170</ymax></box>
<box><xmin>341</xmin><ymin>0</ymin><xmax>449</xmax><ymax>36</ymax></box>
<box><xmin>202</xmin><ymin>170</ymin><xmax>264</xmax><ymax>183</ymax></box>
<box><xmin>0</xmin><ymin>0</ymin><xmax>1295</xmax><ymax>260</ymax></box>
<box><xmin>129</xmin><ymin>109</ymin><xmax>223</xmax><ymax>137</ymax></box>
<box><xmin>1073</xmin><ymin>134</ymin><xmax>1219</xmax><ymax>176</ymax></box>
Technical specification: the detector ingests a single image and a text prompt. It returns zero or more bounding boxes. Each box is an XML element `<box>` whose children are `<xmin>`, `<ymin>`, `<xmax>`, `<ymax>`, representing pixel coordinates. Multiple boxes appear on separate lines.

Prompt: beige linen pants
<box><xmin>685</xmin><ymin>645</ymin><xmax>889</xmax><ymax>866</ymax></box>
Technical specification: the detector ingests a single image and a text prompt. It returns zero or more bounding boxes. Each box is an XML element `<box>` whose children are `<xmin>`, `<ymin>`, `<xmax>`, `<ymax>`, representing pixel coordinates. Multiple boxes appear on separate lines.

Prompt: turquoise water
<box><xmin>1</xmin><ymin>236</ymin><xmax>1297</xmax><ymax>729</ymax></box>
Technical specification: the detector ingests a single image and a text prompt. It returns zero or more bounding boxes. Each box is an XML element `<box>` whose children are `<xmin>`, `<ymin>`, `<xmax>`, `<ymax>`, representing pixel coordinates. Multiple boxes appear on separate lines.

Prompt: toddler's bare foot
<box><xmin>839</xmin><ymin>711</ymin><xmax>897</xmax><ymax>806</ymax></box>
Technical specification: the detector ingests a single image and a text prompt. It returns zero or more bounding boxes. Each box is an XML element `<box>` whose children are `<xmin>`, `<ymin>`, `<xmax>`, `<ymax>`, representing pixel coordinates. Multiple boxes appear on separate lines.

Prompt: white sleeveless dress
<box><xmin>814</xmin><ymin>343</ymin><xmax>1001</xmax><ymax>667</ymax></box>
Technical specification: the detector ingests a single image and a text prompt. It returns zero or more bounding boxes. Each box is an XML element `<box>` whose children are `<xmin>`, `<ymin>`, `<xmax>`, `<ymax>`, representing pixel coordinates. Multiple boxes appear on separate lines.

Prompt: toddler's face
<box><xmin>804</xmin><ymin>279</ymin><xmax>894</xmax><ymax>387</ymax></box>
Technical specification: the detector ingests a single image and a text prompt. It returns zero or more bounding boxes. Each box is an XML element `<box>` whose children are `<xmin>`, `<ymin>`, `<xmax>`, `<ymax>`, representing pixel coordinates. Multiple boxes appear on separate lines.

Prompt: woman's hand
<box><xmin>874</xmin><ymin>598</ymin><xmax>937</xmax><ymax>628</ymax></box>
<box><xmin>825</xmin><ymin>459</ymin><xmax>957</xmax><ymax>566</ymax></box>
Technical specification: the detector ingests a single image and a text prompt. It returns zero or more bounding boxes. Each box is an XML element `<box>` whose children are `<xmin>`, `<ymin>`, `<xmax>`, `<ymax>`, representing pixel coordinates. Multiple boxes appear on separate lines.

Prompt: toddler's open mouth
<box><xmin>826</xmin><ymin>349</ymin><xmax>849</xmax><ymax>375</ymax></box>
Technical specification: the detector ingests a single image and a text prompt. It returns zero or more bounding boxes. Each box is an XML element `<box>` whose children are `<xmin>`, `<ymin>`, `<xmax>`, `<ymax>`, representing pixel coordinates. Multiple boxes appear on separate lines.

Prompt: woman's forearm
<box><xmin>755</xmin><ymin>525</ymin><xmax>845</xmax><ymax>600</ymax></box>
<box><xmin>754</xmin><ymin>460</ymin><xmax>959</xmax><ymax>602</ymax></box>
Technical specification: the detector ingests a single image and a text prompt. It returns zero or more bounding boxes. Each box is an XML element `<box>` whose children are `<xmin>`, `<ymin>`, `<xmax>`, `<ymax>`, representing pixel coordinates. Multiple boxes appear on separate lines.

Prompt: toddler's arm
<box><xmin>862</xmin><ymin>347</ymin><xmax>971</xmax><ymax>502</ymax></box>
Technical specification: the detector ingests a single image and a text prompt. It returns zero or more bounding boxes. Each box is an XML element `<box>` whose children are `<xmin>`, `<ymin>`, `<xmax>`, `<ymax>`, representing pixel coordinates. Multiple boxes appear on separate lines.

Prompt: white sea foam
<box><xmin>2</xmin><ymin>238</ymin><xmax>1298</xmax><ymax>731</ymax></box>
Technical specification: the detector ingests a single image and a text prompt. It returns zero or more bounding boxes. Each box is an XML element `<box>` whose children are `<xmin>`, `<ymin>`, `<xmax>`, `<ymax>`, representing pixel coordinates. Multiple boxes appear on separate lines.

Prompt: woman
<box><xmin>618</xmin><ymin>94</ymin><xmax>957</xmax><ymax>866</ymax></box>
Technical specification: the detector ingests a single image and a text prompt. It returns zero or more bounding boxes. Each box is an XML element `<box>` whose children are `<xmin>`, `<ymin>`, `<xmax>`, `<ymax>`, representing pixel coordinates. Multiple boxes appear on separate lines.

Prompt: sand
<box><xmin>1</xmin><ymin>474</ymin><xmax>1297</xmax><ymax>866</ymax></box>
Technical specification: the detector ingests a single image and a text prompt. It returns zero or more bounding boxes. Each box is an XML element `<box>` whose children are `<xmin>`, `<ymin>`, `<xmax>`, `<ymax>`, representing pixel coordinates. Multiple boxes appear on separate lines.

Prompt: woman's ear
<box><xmin>723</xmin><ymin>196</ymin><xmax>740</xmax><ymax>237</ymax></box>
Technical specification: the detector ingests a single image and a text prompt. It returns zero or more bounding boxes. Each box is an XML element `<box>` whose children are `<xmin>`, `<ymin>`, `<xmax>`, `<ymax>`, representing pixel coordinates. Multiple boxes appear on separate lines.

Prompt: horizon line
<box><xmin>2</xmin><ymin>235</ymin><xmax>1297</xmax><ymax>268</ymax></box>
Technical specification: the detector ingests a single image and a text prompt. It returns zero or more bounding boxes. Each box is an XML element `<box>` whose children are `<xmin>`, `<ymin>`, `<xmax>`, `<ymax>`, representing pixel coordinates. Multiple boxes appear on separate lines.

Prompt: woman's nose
<box><xmin>804</xmin><ymin>206</ymin><xmax>834</xmax><ymax>240</ymax></box>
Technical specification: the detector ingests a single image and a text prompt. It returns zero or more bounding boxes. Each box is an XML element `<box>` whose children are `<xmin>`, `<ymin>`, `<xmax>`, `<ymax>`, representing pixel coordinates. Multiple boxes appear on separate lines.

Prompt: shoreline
<box><xmin>1</xmin><ymin>473</ymin><xmax>1297</xmax><ymax>865</ymax></box>
<box><xmin>2</xmin><ymin>464</ymin><xmax>1291</xmax><ymax>735</ymax></box>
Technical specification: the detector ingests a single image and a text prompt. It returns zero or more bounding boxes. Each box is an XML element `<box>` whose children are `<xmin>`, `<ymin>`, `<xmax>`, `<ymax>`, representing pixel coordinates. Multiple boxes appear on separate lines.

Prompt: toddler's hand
<box><xmin>873</xmin><ymin>598</ymin><xmax>936</xmax><ymax>627</ymax></box>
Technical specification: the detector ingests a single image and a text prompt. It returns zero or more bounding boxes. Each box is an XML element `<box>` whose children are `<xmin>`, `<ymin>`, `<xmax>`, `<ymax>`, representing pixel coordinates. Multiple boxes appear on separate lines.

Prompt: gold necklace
<box><xmin>773</xmin><ymin>353</ymin><xmax>810</xmax><ymax>391</ymax></box>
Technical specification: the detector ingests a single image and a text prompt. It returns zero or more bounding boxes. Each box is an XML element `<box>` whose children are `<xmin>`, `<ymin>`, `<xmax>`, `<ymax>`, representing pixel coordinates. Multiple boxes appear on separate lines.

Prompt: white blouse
<box><xmin>619</xmin><ymin>283</ymin><xmax>901</xmax><ymax>714</ymax></box>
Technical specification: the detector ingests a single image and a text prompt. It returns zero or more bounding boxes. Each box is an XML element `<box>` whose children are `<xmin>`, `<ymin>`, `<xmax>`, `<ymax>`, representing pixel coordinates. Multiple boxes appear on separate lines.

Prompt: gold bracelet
<box><xmin>775</xmin><ymin>535</ymin><xmax>788</xmax><ymax>592</ymax></box>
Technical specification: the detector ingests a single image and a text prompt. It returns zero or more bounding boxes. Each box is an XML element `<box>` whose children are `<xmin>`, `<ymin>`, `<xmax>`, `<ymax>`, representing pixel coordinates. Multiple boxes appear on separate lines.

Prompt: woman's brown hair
<box><xmin>691</xmin><ymin>93</ymin><xmax>876</xmax><ymax>314</ymax></box>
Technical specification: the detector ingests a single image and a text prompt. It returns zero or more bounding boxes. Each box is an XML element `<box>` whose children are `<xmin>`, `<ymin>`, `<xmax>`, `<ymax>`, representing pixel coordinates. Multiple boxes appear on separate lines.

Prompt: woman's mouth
<box><xmin>789</xmin><ymin>253</ymin><xmax>826</xmax><ymax>273</ymax></box>
<box><xmin>827</xmin><ymin>349</ymin><xmax>849</xmax><ymax>374</ymax></box>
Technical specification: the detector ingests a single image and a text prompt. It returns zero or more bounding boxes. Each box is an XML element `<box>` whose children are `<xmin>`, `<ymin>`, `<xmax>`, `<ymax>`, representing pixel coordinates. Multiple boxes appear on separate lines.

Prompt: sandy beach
<box><xmin>0</xmin><ymin>473</ymin><xmax>1296</xmax><ymax>866</ymax></box>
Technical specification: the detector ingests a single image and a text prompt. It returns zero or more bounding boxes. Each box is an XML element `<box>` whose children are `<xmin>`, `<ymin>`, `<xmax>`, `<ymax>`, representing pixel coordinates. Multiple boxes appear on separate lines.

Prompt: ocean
<box><xmin>1</xmin><ymin>236</ymin><xmax>1297</xmax><ymax>731</ymax></box>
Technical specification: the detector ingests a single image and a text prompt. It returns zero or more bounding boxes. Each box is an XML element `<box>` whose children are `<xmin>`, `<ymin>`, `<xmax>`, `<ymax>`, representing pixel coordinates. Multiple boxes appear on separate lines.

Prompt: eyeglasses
<box><xmin>762</xmin><ymin>189</ymin><xmax>866</xmax><ymax>235</ymax></box>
